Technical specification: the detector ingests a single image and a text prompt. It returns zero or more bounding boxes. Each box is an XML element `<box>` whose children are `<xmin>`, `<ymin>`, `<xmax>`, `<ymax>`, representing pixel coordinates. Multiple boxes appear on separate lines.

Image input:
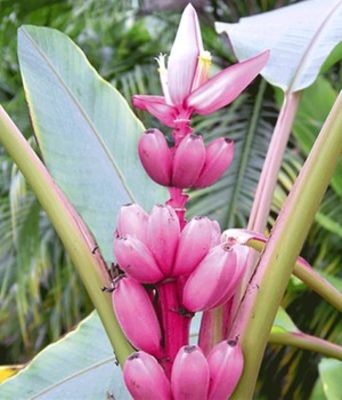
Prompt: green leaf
<box><xmin>291</xmin><ymin>76</ymin><xmax>342</xmax><ymax>197</ymax></box>
<box><xmin>319</xmin><ymin>358</ymin><xmax>342</xmax><ymax>400</ymax></box>
<box><xmin>0</xmin><ymin>312</ymin><xmax>129</xmax><ymax>400</ymax></box>
<box><xmin>17</xmin><ymin>25</ymin><xmax>168</xmax><ymax>263</ymax></box>
<box><xmin>216</xmin><ymin>0</ymin><xmax>342</xmax><ymax>92</ymax></box>
<box><xmin>311</xmin><ymin>378</ymin><xmax>327</xmax><ymax>400</ymax></box>
<box><xmin>271</xmin><ymin>307</ymin><xmax>299</xmax><ymax>334</ymax></box>
<box><xmin>321</xmin><ymin>41</ymin><xmax>342</xmax><ymax>73</ymax></box>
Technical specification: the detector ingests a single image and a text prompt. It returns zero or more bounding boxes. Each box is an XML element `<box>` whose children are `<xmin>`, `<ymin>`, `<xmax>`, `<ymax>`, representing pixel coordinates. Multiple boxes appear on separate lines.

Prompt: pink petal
<box><xmin>168</xmin><ymin>4</ymin><xmax>203</xmax><ymax>105</ymax></box>
<box><xmin>132</xmin><ymin>95</ymin><xmax>177</xmax><ymax>127</ymax></box>
<box><xmin>185</xmin><ymin>50</ymin><xmax>270</xmax><ymax>115</ymax></box>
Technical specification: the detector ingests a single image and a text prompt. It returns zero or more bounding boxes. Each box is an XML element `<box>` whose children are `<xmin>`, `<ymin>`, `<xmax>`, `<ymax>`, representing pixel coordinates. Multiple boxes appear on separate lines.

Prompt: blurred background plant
<box><xmin>0</xmin><ymin>0</ymin><xmax>341</xmax><ymax>398</ymax></box>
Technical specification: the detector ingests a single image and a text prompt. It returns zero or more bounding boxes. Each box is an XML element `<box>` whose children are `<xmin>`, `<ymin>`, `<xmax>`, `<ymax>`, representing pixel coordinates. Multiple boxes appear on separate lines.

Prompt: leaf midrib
<box><xmin>21</xmin><ymin>26</ymin><xmax>136</xmax><ymax>203</ymax></box>
<box><xmin>31</xmin><ymin>356</ymin><xmax>115</xmax><ymax>399</ymax></box>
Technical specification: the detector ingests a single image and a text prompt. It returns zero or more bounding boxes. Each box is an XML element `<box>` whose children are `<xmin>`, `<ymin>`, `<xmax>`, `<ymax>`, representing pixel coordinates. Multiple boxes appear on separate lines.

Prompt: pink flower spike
<box><xmin>132</xmin><ymin>95</ymin><xmax>177</xmax><ymax>127</ymax></box>
<box><xmin>147</xmin><ymin>205</ymin><xmax>180</xmax><ymax>275</ymax></box>
<box><xmin>185</xmin><ymin>50</ymin><xmax>270</xmax><ymax>115</ymax></box>
<box><xmin>195</xmin><ymin>138</ymin><xmax>234</xmax><ymax>188</ymax></box>
<box><xmin>182</xmin><ymin>244</ymin><xmax>237</xmax><ymax>312</ymax></box>
<box><xmin>114</xmin><ymin>235</ymin><xmax>163</xmax><ymax>283</ymax></box>
<box><xmin>172</xmin><ymin>217</ymin><xmax>214</xmax><ymax>277</ymax></box>
<box><xmin>171</xmin><ymin>345</ymin><xmax>210</xmax><ymax>400</ymax></box>
<box><xmin>167</xmin><ymin>4</ymin><xmax>203</xmax><ymax>106</ymax></box>
<box><xmin>124</xmin><ymin>351</ymin><xmax>172</xmax><ymax>400</ymax></box>
<box><xmin>172</xmin><ymin>134</ymin><xmax>206</xmax><ymax>188</ymax></box>
<box><xmin>112</xmin><ymin>277</ymin><xmax>163</xmax><ymax>356</ymax></box>
<box><xmin>116</xmin><ymin>203</ymin><xmax>148</xmax><ymax>243</ymax></box>
<box><xmin>207</xmin><ymin>340</ymin><xmax>244</xmax><ymax>400</ymax></box>
<box><xmin>138</xmin><ymin>129</ymin><xmax>172</xmax><ymax>186</ymax></box>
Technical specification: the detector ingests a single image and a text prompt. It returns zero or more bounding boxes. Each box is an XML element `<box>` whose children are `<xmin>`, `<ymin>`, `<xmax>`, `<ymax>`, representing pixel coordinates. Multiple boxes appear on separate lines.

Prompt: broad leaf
<box><xmin>271</xmin><ymin>307</ymin><xmax>299</xmax><ymax>334</ymax></box>
<box><xmin>291</xmin><ymin>76</ymin><xmax>342</xmax><ymax>197</ymax></box>
<box><xmin>0</xmin><ymin>307</ymin><xmax>297</xmax><ymax>399</ymax></box>
<box><xmin>216</xmin><ymin>0</ymin><xmax>342</xmax><ymax>92</ymax></box>
<box><xmin>318</xmin><ymin>358</ymin><xmax>342</xmax><ymax>400</ymax></box>
<box><xmin>0</xmin><ymin>312</ymin><xmax>129</xmax><ymax>400</ymax></box>
<box><xmin>18</xmin><ymin>25</ymin><xmax>168</xmax><ymax>263</ymax></box>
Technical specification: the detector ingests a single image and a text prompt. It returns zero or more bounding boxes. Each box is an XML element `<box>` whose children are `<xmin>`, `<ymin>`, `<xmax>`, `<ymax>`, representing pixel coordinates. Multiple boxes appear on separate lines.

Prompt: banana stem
<box><xmin>231</xmin><ymin>92</ymin><xmax>342</xmax><ymax>399</ymax></box>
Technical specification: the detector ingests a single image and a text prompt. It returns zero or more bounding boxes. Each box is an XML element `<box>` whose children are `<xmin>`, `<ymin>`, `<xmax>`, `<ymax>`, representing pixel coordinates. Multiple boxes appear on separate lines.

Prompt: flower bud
<box><xmin>116</xmin><ymin>203</ymin><xmax>148</xmax><ymax>243</ymax></box>
<box><xmin>172</xmin><ymin>217</ymin><xmax>214</xmax><ymax>276</ymax></box>
<box><xmin>207</xmin><ymin>340</ymin><xmax>244</xmax><ymax>400</ymax></box>
<box><xmin>195</xmin><ymin>137</ymin><xmax>234</xmax><ymax>188</ymax></box>
<box><xmin>171</xmin><ymin>345</ymin><xmax>210</xmax><ymax>400</ymax></box>
<box><xmin>171</xmin><ymin>134</ymin><xmax>206</xmax><ymax>188</ymax></box>
<box><xmin>147</xmin><ymin>205</ymin><xmax>180</xmax><ymax>275</ymax></box>
<box><xmin>114</xmin><ymin>235</ymin><xmax>164</xmax><ymax>283</ymax></box>
<box><xmin>182</xmin><ymin>244</ymin><xmax>237</xmax><ymax>312</ymax></box>
<box><xmin>112</xmin><ymin>277</ymin><xmax>162</xmax><ymax>356</ymax></box>
<box><xmin>124</xmin><ymin>351</ymin><xmax>172</xmax><ymax>400</ymax></box>
<box><xmin>138</xmin><ymin>129</ymin><xmax>172</xmax><ymax>186</ymax></box>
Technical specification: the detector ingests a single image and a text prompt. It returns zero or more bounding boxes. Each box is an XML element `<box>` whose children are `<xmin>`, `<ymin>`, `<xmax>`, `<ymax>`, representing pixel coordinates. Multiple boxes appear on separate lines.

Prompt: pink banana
<box><xmin>114</xmin><ymin>234</ymin><xmax>164</xmax><ymax>283</ymax></box>
<box><xmin>195</xmin><ymin>137</ymin><xmax>234</xmax><ymax>188</ymax></box>
<box><xmin>171</xmin><ymin>134</ymin><xmax>206</xmax><ymax>188</ymax></box>
<box><xmin>147</xmin><ymin>204</ymin><xmax>180</xmax><ymax>275</ymax></box>
<box><xmin>124</xmin><ymin>351</ymin><xmax>172</xmax><ymax>400</ymax></box>
<box><xmin>116</xmin><ymin>203</ymin><xmax>148</xmax><ymax>243</ymax></box>
<box><xmin>210</xmin><ymin>243</ymin><xmax>249</xmax><ymax>308</ymax></box>
<box><xmin>210</xmin><ymin>220</ymin><xmax>221</xmax><ymax>247</ymax></box>
<box><xmin>182</xmin><ymin>244</ymin><xmax>237</xmax><ymax>312</ymax></box>
<box><xmin>207</xmin><ymin>340</ymin><xmax>244</xmax><ymax>400</ymax></box>
<box><xmin>171</xmin><ymin>345</ymin><xmax>210</xmax><ymax>400</ymax></box>
<box><xmin>172</xmin><ymin>216</ymin><xmax>214</xmax><ymax>276</ymax></box>
<box><xmin>112</xmin><ymin>277</ymin><xmax>162</xmax><ymax>356</ymax></box>
<box><xmin>138</xmin><ymin>128</ymin><xmax>172</xmax><ymax>186</ymax></box>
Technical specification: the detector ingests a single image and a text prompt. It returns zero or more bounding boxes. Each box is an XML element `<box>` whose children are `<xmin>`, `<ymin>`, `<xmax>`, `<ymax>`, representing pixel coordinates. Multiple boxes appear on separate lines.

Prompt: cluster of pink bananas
<box><xmin>124</xmin><ymin>341</ymin><xmax>243</xmax><ymax>400</ymax></box>
<box><xmin>113</xmin><ymin>204</ymin><xmax>248</xmax><ymax>349</ymax></box>
<box><xmin>139</xmin><ymin>129</ymin><xmax>234</xmax><ymax>189</ymax></box>
<box><xmin>110</xmin><ymin>4</ymin><xmax>269</xmax><ymax>399</ymax></box>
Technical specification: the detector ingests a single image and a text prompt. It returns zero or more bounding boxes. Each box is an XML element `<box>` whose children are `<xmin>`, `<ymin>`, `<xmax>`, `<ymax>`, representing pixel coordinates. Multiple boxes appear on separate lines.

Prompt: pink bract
<box><xmin>132</xmin><ymin>4</ymin><xmax>269</xmax><ymax>128</ymax></box>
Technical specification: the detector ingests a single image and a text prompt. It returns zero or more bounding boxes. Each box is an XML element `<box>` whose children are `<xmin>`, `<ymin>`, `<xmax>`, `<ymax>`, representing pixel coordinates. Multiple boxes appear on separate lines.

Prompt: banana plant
<box><xmin>0</xmin><ymin>0</ymin><xmax>341</xmax><ymax>399</ymax></box>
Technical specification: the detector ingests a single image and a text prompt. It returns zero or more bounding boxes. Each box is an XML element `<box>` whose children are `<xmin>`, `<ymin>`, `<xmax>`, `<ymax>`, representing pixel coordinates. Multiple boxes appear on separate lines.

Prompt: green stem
<box><xmin>0</xmin><ymin>106</ymin><xmax>133</xmax><ymax>365</ymax></box>
<box><xmin>231</xmin><ymin>92</ymin><xmax>342</xmax><ymax>399</ymax></box>
<box><xmin>248</xmin><ymin>239</ymin><xmax>342</xmax><ymax>311</ymax></box>
<box><xmin>269</xmin><ymin>331</ymin><xmax>342</xmax><ymax>361</ymax></box>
